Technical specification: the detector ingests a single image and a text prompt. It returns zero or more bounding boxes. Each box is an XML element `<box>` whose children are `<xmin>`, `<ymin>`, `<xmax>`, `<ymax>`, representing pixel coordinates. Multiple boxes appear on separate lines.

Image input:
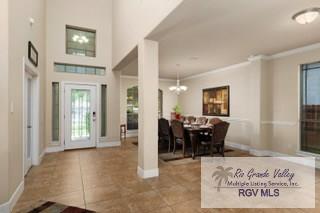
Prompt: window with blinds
<box><xmin>300</xmin><ymin>62</ymin><xmax>320</xmax><ymax>154</ymax></box>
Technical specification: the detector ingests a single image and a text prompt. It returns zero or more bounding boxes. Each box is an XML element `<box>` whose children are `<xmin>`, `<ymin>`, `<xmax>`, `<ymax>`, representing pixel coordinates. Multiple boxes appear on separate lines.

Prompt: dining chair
<box><xmin>196</xmin><ymin>117</ymin><xmax>208</xmax><ymax>125</ymax></box>
<box><xmin>186</xmin><ymin>116</ymin><xmax>196</xmax><ymax>124</ymax></box>
<box><xmin>171</xmin><ymin>120</ymin><xmax>186</xmax><ymax>157</ymax></box>
<box><xmin>208</xmin><ymin>117</ymin><xmax>223</xmax><ymax>125</ymax></box>
<box><xmin>158</xmin><ymin>118</ymin><xmax>171</xmax><ymax>152</ymax></box>
<box><xmin>200</xmin><ymin>121</ymin><xmax>230</xmax><ymax>157</ymax></box>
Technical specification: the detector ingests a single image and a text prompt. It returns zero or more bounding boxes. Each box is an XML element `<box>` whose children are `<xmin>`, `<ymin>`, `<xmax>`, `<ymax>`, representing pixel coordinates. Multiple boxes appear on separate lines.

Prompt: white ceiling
<box><xmin>121</xmin><ymin>0</ymin><xmax>320</xmax><ymax>79</ymax></box>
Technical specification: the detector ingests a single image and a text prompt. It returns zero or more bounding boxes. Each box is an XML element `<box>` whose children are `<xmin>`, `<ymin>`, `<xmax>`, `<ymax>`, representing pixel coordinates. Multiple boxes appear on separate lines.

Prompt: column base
<box><xmin>137</xmin><ymin>166</ymin><xmax>159</xmax><ymax>179</ymax></box>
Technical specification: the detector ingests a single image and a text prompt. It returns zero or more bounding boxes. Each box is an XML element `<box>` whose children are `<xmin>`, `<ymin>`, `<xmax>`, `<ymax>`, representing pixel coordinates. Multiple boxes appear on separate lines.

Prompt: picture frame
<box><xmin>28</xmin><ymin>41</ymin><xmax>38</xmax><ymax>67</ymax></box>
<box><xmin>203</xmin><ymin>86</ymin><xmax>230</xmax><ymax>116</ymax></box>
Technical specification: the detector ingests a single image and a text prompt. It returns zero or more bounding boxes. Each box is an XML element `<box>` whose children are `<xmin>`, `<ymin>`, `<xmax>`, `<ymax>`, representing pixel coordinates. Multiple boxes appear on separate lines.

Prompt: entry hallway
<box><xmin>13</xmin><ymin>137</ymin><xmax>320</xmax><ymax>213</ymax></box>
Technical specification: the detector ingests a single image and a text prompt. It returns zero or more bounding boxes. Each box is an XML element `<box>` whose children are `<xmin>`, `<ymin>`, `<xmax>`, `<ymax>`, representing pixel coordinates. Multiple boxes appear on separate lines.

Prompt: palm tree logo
<box><xmin>212</xmin><ymin>166</ymin><xmax>233</xmax><ymax>192</ymax></box>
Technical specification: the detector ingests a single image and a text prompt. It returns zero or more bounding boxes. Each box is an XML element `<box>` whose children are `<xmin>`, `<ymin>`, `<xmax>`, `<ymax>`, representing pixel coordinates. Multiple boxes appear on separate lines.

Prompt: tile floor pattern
<box><xmin>14</xmin><ymin>137</ymin><xmax>320</xmax><ymax>213</ymax></box>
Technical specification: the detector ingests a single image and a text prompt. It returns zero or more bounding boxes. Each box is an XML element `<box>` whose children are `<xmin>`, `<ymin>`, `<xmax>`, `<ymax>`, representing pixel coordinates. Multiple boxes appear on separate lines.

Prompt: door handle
<box><xmin>93</xmin><ymin>112</ymin><xmax>96</xmax><ymax>121</ymax></box>
<box><xmin>27</xmin><ymin>125</ymin><xmax>32</xmax><ymax>129</ymax></box>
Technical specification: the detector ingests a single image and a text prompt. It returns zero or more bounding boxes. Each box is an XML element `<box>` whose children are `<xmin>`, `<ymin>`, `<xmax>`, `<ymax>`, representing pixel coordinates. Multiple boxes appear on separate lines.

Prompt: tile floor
<box><xmin>13</xmin><ymin>137</ymin><xmax>320</xmax><ymax>213</ymax></box>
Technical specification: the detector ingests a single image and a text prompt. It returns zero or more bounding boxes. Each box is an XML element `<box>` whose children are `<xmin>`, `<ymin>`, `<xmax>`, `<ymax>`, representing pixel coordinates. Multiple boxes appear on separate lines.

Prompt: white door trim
<box><xmin>60</xmin><ymin>81</ymin><xmax>100</xmax><ymax>150</ymax></box>
<box><xmin>22</xmin><ymin>57</ymin><xmax>40</xmax><ymax>176</ymax></box>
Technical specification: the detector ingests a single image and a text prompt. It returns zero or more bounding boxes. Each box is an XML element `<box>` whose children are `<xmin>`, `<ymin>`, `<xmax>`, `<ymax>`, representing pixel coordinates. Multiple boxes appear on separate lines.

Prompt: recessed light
<box><xmin>292</xmin><ymin>8</ymin><xmax>320</xmax><ymax>25</ymax></box>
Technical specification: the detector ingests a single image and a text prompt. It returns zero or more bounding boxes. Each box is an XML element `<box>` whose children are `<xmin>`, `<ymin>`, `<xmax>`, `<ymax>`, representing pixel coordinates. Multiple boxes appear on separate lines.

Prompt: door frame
<box><xmin>60</xmin><ymin>81</ymin><xmax>100</xmax><ymax>150</ymax></box>
<box><xmin>22</xmin><ymin>57</ymin><xmax>40</xmax><ymax>175</ymax></box>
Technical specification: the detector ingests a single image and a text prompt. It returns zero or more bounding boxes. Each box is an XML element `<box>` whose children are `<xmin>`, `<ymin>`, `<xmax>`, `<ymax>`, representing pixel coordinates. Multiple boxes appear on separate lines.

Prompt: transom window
<box><xmin>54</xmin><ymin>63</ymin><xmax>105</xmax><ymax>76</ymax></box>
<box><xmin>66</xmin><ymin>25</ymin><xmax>96</xmax><ymax>57</ymax></box>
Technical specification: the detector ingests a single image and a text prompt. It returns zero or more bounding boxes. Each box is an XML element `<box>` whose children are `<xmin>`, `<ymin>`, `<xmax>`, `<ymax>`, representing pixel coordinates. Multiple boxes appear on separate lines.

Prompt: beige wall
<box><xmin>45</xmin><ymin>0</ymin><xmax>120</xmax><ymax>146</ymax></box>
<box><xmin>180</xmin><ymin>47</ymin><xmax>320</xmax><ymax>156</ymax></box>
<box><xmin>179</xmin><ymin>63</ymin><xmax>253</xmax><ymax>147</ymax></box>
<box><xmin>120</xmin><ymin>76</ymin><xmax>178</xmax><ymax>129</ymax></box>
<box><xmin>0</xmin><ymin>0</ymin><xmax>9</xmax><ymax>204</ymax></box>
<box><xmin>4</xmin><ymin>0</ymin><xmax>46</xmax><ymax>205</ymax></box>
<box><xmin>266</xmin><ymin>48</ymin><xmax>320</xmax><ymax>155</ymax></box>
<box><xmin>112</xmin><ymin>0</ymin><xmax>183</xmax><ymax>68</ymax></box>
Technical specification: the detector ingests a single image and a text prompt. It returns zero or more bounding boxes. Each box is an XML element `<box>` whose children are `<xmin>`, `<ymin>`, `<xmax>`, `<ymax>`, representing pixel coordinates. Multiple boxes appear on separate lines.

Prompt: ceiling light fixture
<box><xmin>169</xmin><ymin>64</ymin><xmax>188</xmax><ymax>95</ymax></box>
<box><xmin>292</xmin><ymin>8</ymin><xmax>320</xmax><ymax>24</ymax></box>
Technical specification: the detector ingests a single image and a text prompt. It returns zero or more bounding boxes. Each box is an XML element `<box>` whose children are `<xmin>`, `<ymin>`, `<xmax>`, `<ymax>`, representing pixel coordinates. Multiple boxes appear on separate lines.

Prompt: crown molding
<box><xmin>182</xmin><ymin>61</ymin><xmax>250</xmax><ymax>81</ymax></box>
<box><xmin>248</xmin><ymin>54</ymin><xmax>269</xmax><ymax>62</ymax></box>
<box><xmin>182</xmin><ymin>42</ymin><xmax>320</xmax><ymax>81</ymax></box>
<box><xmin>269</xmin><ymin>42</ymin><xmax>320</xmax><ymax>60</ymax></box>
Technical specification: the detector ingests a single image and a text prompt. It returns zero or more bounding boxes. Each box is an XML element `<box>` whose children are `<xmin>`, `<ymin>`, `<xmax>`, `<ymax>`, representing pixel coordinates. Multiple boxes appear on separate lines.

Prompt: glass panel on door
<box><xmin>301</xmin><ymin>62</ymin><xmax>320</xmax><ymax>154</ymax></box>
<box><xmin>71</xmin><ymin>89</ymin><xmax>91</xmax><ymax>141</ymax></box>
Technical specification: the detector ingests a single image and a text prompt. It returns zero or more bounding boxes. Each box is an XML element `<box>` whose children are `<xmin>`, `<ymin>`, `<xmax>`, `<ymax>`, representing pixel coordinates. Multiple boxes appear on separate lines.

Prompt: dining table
<box><xmin>183</xmin><ymin>124</ymin><xmax>212</xmax><ymax>159</ymax></box>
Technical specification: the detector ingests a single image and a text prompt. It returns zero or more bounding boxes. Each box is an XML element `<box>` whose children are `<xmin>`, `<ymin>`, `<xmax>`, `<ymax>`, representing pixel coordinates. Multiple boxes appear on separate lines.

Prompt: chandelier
<box><xmin>169</xmin><ymin>70</ymin><xmax>187</xmax><ymax>95</ymax></box>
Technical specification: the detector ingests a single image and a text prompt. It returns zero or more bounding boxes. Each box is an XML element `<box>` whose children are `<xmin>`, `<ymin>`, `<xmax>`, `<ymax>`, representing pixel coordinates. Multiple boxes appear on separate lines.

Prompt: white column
<box><xmin>0</xmin><ymin>0</ymin><xmax>9</xmax><ymax>204</ymax></box>
<box><xmin>137</xmin><ymin>39</ymin><xmax>159</xmax><ymax>178</ymax></box>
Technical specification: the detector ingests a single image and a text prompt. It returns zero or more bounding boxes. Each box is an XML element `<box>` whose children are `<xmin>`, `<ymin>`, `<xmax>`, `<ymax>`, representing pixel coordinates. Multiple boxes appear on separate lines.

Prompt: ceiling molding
<box><xmin>248</xmin><ymin>55</ymin><xmax>269</xmax><ymax>62</ymax></box>
<box><xmin>181</xmin><ymin>61</ymin><xmax>251</xmax><ymax>81</ymax></box>
<box><xmin>268</xmin><ymin>42</ymin><xmax>320</xmax><ymax>60</ymax></box>
<box><xmin>182</xmin><ymin>42</ymin><xmax>320</xmax><ymax>81</ymax></box>
<box><xmin>120</xmin><ymin>75</ymin><xmax>176</xmax><ymax>82</ymax></box>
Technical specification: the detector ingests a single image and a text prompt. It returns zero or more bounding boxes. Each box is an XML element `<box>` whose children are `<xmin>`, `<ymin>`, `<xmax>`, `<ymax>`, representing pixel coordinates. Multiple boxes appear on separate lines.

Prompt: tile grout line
<box><xmin>78</xmin><ymin>153</ymin><xmax>87</xmax><ymax>209</ymax></box>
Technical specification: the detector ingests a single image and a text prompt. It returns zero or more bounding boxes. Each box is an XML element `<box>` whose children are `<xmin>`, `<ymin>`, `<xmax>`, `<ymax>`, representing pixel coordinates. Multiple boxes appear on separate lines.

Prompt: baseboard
<box><xmin>226</xmin><ymin>141</ymin><xmax>284</xmax><ymax>157</ymax></box>
<box><xmin>226</xmin><ymin>141</ymin><xmax>320</xmax><ymax>169</ymax></box>
<box><xmin>137</xmin><ymin>166</ymin><xmax>159</xmax><ymax>179</ymax></box>
<box><xmin>249</xmin><ymin>149</ymin><xmax>271</xmax><ymax>157</ymax></box>
<box><xmin>126</xmin><ymin>131</ymin><xmax>138</xmax><ymax>138</ymax></box>
<box><xmin>0</xmin><ymin>180</ymin><xmax>24</xmax><ymax>213</ymax></box>
<box><xmin>45</xmin><ymin>145</ymin><xmax>64</xmax><ymax>153</ymax></box>
<box><xmin>38</xmin><ymin>150</ymin><xmax>45</xmax><ymax>165</ymax></box>
<box><xmin>45</xmin><ymin>141</ymin><xmax>121</xmax><ymax>152</ymax></box>
<box><xmin>97</xmin><ymin>141</ymin><xmax>121</xmax><ymax>148</ymax></box>
<box><xmin>225</xmin><ymin>141</ymin><xmax>251</xmax><ymax>152</ymax></box>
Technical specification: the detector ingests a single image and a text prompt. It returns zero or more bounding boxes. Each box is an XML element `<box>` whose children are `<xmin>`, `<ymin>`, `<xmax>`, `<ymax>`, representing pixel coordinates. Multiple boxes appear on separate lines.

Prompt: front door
<box><xmin>64</xmin><ymin>84</ymin><xmax>97</xmax><ymax>149</ymax></box>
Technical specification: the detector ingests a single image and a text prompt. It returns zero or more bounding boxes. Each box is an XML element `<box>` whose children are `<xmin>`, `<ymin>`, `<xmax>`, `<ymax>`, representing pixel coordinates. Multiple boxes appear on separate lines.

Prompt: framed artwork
<box><xmin>28</xmin><ymin>41</ymin><xmax>38</xmax><ymax>67</ymax></box>
<box><xmin>203</xmin><ymin>86</ymin><xmax>230</xmax><ymax>116</ymax></box>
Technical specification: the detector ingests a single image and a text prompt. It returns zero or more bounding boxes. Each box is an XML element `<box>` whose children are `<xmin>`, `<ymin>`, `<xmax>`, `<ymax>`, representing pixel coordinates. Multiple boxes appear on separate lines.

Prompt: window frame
<box><xmin>66</xmin><ymin>25</ymin><xmax>97</xmax><ymax>57</ymax></box>
<box><xmin>300</xmin><ymin>61</ymin><xmax>320</xmax><ymax>154</ymax></box>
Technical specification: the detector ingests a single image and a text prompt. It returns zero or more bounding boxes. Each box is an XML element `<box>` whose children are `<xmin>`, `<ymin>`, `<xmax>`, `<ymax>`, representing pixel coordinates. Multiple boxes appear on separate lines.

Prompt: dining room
<box><xmin>117</xmin><ymin>0</ymin><xmax>320</xmax><ymax>174</ymax></box>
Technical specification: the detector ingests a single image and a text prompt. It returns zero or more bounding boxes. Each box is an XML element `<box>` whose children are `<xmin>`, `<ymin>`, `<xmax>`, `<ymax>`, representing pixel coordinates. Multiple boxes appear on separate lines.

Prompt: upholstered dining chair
<box><xmin>200</xmin><ymin>121</ymin><xmax>230</xmax><ymax>157</ymax></box>
<box><xmin>208</xmin><ymin>117</ymin><xmax>223</xmax><ymax>125</ymax></box>
<box><xmin>196</xmin><ymin>117</ymin><xmax>208</xmax><ymax>125</ymax></box>
<box><xmin>158</xmin><ymin>118</ymin><xmax>171</xmax><ymax>152</ymax></box>
<box><xmin>171</xmin><ymin>120</ymin><xmax>186</xmax><ymax>157</ymax></box>
<box><xmin>186</xmin><ymin>116</ymin><xmax>196</xmax><ymax>124</ymax></box>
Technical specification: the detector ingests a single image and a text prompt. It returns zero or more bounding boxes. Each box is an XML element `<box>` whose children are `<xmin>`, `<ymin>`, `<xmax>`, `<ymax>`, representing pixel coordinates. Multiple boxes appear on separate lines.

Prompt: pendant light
<box><xmin>169</xmin><ymin>65</ymin><xmax>187</xmax><ymax>95</ymax></box>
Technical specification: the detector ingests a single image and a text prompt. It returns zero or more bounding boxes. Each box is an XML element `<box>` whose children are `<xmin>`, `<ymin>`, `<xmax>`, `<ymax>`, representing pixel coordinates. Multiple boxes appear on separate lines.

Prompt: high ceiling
<box><xmin>122</xmin><ymin>0</ymin><xmax>320</xmax><ymax>79</ymax></box>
